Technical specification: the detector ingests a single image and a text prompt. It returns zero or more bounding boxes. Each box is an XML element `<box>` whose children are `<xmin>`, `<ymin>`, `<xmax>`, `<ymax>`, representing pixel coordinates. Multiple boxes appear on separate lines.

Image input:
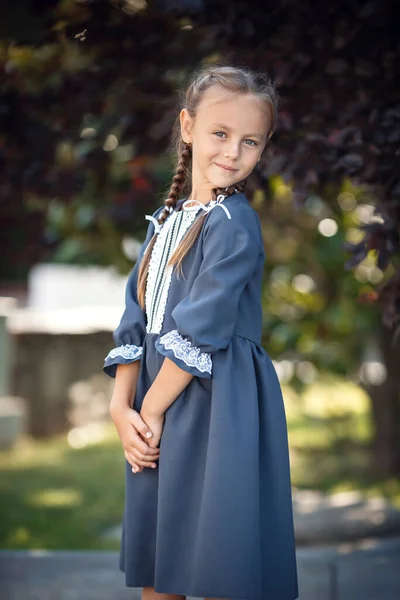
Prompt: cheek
<box><xmin>240</xmin><ymin>155</ymin><xmax>258</xmax><ymax>176</ymax></box>
<box><xmin>198</xmin><ymin>138</ymin><xmax>219</xmax><ymax>161</ymax></box>
<box><xmin>209</xmin><ymin>140</ymin><xmax>223</xmax><ymax>159</ymax></box>
<box><xmin>246</xmin><ymin>152</ymin><xmax>258</xmax><ymax>168</ymax></box>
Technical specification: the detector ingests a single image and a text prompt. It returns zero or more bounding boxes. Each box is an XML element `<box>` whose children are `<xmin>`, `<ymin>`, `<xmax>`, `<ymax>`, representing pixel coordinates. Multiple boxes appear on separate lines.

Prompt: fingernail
<box><xmin>145</xmin><ymin>431</ymin><xmax>152</xmax><ymax>438</ymax></box>
<box><xmin>152</xmin><ymin>464</ymin><xmax>156</xmax><ymax>468</ymax></box>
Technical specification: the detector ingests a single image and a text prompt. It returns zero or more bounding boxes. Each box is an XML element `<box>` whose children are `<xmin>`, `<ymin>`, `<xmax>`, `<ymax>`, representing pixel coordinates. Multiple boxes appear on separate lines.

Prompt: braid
<box><xmin>159</xmin><ymin>142</ymin><xmax>192</xmax><ymax>223</ymax></box>
<box><xmin>211</xmin><ymin>180</ymin><xmax>247</xmax><ymax>201</ymax></box>
<box><xmin>168</xmin><ymin>179</ymin><xmax>248</xmax><ymax>278</ymax></box>
<box><xmin>136</xmin><ymin>143</ymin><xmax>192</xmax><ymax>309</ymax></box>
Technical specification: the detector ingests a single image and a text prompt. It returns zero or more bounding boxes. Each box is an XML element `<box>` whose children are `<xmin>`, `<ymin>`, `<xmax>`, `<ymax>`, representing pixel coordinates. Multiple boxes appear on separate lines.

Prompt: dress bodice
<box><xmin>145</xmin><ymin>204</ymin><xmax>201</xmax><ymax>334</ymax></box>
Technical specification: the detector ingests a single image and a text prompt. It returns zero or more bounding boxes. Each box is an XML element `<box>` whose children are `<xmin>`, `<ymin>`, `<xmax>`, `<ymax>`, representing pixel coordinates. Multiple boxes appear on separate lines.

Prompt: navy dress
<box><xmin>103</xmin><ymin>192</ymin><xmax>298</xmax><ymax>600</ymax></box>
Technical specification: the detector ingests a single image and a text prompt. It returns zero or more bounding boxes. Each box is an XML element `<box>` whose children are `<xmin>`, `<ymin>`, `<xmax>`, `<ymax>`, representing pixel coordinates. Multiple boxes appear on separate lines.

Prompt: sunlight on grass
<box><xmin>0</xmin><ymin>422</ymin><xmax>114</xmax><ymax>470</ymax></box>
<box><xmin>28</xmin><ymin>488</ymin><xmax>83</xmax><ymax>508</ymax></box>
<box><xmin>9</xmin><ymin>526</ymin><xmax>31</xmax><ymax>546</ymax></box>
<box><xmin>0</xmin><ymin>437</ymin><xmax>67</xmax><ymax>470</ymax></box>
<box><xmin>0</xmin><ymin>421</ymin><xmax>124</xmax><ymax>549</ymax></box>
<box><xmin>283</xmin><ymin>374</ymin><xmax>373</xmax><ymax>451</ymax></box>
<box><xmin>67</xmin><ymin>423</ymin><xmax>108</xmax><ymax>448</ymax></box>
<box><xmin>280</xmin><ymin>375</ymin><xmax>398</xmax><ymax>503</ymax></box>
<box><xmin>302</xmin><ymin>377</ymin><xmax>369</xmax><ymax>418</ymax></box>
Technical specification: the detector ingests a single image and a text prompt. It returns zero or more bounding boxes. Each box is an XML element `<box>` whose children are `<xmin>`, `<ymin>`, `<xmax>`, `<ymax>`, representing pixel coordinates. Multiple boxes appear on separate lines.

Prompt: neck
<box><xmin>187</xmin><ymin>192</ymin><xmax>213</xmax><ymax>205</ymax></box>
<box><xmin>188</xmin><ymin>178</ymin><xmax>215</xmax><ymax>205</ymax></box>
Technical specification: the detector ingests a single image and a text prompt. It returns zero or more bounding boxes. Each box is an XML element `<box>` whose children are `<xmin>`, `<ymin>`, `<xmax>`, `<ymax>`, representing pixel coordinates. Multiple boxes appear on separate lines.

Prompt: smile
<box><xmin>215</xmin><ymin>163</ymin><xmax>238</xmax><ymax>172</ymax></box>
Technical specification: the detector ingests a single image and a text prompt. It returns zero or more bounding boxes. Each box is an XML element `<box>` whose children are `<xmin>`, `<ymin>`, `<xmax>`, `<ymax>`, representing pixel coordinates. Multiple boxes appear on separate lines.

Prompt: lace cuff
<box><xmin>103</xmin><ymin>344</ymin><xmax>143</xmax><ymax>378</ymax></box>
<box><xmin>155</xmin><ymin>329</ymin><xmax>212</xmax><ymax>379</ymax></box>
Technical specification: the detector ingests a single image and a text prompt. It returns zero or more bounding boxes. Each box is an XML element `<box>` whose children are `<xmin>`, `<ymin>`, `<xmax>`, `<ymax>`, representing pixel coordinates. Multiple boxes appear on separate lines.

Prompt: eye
<box><xmin>214</xmin><ymin>131</ymin><xmax>227</xmax><ymax>138</ymax></box>
<box><xmin>244</xmin><ymin>139</ymin><xmax>258</xmax><ymax>147</ymax></box>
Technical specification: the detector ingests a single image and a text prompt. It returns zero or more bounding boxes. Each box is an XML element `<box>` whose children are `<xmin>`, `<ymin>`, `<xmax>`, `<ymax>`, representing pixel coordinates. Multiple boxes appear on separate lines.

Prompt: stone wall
<box><xmin>11</xmin><ymin>330</ymin><xmax>115</xmax><ymax>438</ymax></box>
<box><xmin>2</xmin><ymin>263</ymin><xmax>131</xmax><ymax>439</ymax></box>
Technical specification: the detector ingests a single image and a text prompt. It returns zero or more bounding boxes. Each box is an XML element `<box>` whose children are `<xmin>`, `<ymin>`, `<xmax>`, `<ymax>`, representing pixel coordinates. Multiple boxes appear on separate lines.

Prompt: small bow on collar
<box><xmin>181</xmin><ymin>194</ymin><xmax>232</xmax><ymax>220</ymax></box>
<box><xmin>144</xmin><ymin>193</ymin><xmax>232</xmax><ymax>235</ymax></box>
<box><xmin>144</xmin><ymin>214</ymin><xmax>163</xmax><ymax>234</ymax></box>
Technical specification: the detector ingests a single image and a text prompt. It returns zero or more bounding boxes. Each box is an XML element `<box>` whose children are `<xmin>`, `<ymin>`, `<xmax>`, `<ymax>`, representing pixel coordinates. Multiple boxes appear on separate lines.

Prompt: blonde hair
<box><xmin>137</xmin><ymin>64</ymin><xmax>279</xmax><ymax>309</ymax></box>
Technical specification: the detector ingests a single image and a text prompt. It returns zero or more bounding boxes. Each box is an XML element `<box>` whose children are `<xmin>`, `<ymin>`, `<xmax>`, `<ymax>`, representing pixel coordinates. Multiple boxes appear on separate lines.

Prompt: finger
<box><xmin>124</xmin><ymin>451</ymin><xmax>142</xmax><ymax>473</ymax></box>
<box><xmin>127</xmin><ymin>449</ymin><xmax>157</xmax><ymax>469</ymax></box>
<box><xmin>127</xmin><ymin>453</ymin><xmax>145</xmax><ymax>472</ymax></box>
<box><xmin>131</xmin><ymin>447</ymin><xmax>160</xmax><ymax>461</ymax></box>
<box><xmin>125</xmin><ymin>450</ymin><xmax>155</xmax><ymax>471</ymax></box>
<box><xmin>147</xmin><ymin>437</ymin><xmax>160</xmax><ymax>449</ymax></box>
<box><xmin>141</xmin><ymin>434</ymin><xmax>161</xmax><ymax>449</ymax></box>
<box><xmin>131</xmin><ymin>447</ymin><xmax>159</xmax><ymax>463</ymax></box>
<box><xmin>130</xmin><ymin>433</ymin><xmax>160</xmax><ymax>455</ymax></box>
<box><xmin>132</xmin><ymin>457</ymin><xmax>158</xmax><ymax>469</ymax></box>
<box><xmin>129</xmin><ymin>411</ymin><xmax>153</xmax><ymax>441</ymax></box>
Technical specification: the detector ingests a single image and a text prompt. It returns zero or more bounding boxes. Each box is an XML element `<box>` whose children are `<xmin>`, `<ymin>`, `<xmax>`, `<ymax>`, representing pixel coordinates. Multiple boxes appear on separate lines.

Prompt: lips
<box><xmin>216</xmin><ymin>163</ymin><xmax>238</xmax><ymax>172</ymax></box>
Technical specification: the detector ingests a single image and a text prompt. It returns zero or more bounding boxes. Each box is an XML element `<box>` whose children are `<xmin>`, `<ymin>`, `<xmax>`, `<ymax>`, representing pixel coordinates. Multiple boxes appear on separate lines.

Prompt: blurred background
<box><xmin>0</xmin><ymin>1</ymin><xmax>399</xmax><ymax>598</ymax></box>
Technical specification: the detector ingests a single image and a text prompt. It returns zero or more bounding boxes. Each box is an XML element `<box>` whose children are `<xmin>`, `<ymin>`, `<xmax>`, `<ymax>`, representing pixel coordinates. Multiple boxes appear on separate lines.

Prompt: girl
<box><xmin>104</xmin><ymin>65</ymin><xmax>298</xmax><ymax>600</ymax></box>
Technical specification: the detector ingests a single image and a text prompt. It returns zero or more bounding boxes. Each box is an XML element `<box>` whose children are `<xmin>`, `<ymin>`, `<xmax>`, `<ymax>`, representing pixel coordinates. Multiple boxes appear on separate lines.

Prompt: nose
<box><xmin>224</xmin><ymin>140</ymin><xmax>240</xmax><ymax>160</ymax></box>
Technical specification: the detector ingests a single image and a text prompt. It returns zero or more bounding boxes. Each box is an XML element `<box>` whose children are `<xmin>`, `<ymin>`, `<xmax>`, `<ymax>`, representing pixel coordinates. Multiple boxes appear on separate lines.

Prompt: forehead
<box><xmin>195</xmin><ymin>85</ymin><xmax>271</xmax><ymax>135</ymax></box>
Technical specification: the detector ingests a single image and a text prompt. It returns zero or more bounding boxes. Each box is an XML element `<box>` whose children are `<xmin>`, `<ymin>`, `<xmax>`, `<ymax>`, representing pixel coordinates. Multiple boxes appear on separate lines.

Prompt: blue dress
<box><xmin>103</xmin><ymin>192</ymin><xmax>298</xmax><ymax>600</ymax></box>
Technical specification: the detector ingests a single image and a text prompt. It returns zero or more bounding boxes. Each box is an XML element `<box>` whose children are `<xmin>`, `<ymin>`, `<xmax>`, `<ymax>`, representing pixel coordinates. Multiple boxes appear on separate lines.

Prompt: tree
<box><xmin>0</xmin><ymin>0</ymin><xmax>399</xmax><ymax>473</ymax></box>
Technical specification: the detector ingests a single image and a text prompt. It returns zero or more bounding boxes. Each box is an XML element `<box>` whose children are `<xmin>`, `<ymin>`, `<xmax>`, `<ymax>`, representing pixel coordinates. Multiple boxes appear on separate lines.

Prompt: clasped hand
<box><xmin>110</xmin><ymin>402</ymin><xmax>164</xmax><ymax>474</ymax></box>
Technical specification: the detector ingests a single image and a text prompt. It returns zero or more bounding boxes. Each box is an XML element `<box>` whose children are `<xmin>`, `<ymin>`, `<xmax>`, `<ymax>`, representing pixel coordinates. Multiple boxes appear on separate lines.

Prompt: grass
<box><xmin>283</xmin><ymin>375</ymin><xmax>400</xmax><ymax>506</ymax></box>
<box><xmin>0</xmin><ymin>424</ymin><xmax>125</xmax><ymax>550</ymax></box>
<box><xmin>0</xmin><ymin>374</ymin><xmax>399</xmax><ymax>549</ymax></box>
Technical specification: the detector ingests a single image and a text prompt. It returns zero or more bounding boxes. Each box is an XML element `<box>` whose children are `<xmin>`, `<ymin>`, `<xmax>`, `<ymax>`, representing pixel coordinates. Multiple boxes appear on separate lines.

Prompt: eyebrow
<box><xmin>211</xmin><ymin>123</ymin><xmax>265</xmax><ymax>139</ymax></box>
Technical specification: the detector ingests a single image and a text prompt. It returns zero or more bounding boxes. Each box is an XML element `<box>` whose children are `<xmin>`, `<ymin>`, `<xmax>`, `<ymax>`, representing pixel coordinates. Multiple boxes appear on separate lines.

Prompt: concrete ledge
<box><xmin>294</xmin><ymin>489</ymin><xmax>400</xmax><ymax>543</ymax></box>
<box><xmin>1</xmin><ymin>539</ymin><xmax>400</xmax><ymax>600</ymax></box>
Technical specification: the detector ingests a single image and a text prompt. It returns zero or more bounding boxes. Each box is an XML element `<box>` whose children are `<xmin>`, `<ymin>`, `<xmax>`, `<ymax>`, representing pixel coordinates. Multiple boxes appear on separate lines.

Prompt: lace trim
<box><xmin>105</xmin><ymin>344</ymin><xmax>143</xmax><ymax>362</ymax></box>
<box><xmin>158</xmin><ymin>329</ymin><xmax>212</xmax><ymax>375</ymax></box>
<box><xmin>145</xmin><ymin>209</ymin><xmax>201</xmax><ymax>334</ymax></box>
<box><xmin>145</xmin><ymin>211</ymin><xmax>176</xmax><ymax>333</ymax></box>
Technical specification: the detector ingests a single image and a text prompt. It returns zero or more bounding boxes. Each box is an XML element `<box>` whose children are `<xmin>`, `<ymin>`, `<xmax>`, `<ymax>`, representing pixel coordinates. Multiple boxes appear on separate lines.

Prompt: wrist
<box><xmin>141</xmin><ymin>395</ymin><xmax>164</xmax><ymax>418</ymax></box>
<box><xmin>109</xmin><ymin>395</ymin><xmax>131</xmax><ymax>417</ymax></box>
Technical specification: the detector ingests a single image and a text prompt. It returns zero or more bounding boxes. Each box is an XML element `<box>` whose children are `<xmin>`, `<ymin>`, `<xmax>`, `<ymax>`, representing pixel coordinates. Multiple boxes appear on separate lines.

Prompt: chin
<box><xmin>212</xmin><ymin>175</ymin><xmax>241</xmax><ymax>188</ymax></box>
<box><xmin>205</xmin><ymin>168</ymin><xmax>243</xmax><ymax>192</ymax></box>
<box><xmin>217</xmin><ymin>180</ymin><xmax>240</xmax><ymax>191</ymax></box>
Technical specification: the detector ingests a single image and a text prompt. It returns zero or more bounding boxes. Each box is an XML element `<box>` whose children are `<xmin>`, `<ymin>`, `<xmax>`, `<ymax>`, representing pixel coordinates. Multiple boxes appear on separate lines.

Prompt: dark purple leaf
<box><xmin>325</xmin><ymin>59</ymin><xmax>349</xmax><ymax>75</ymax></box>
<box><xmin>337</xmin><ymin>153</ymin><xmax>364</xmax><ymax>172</ymax></box>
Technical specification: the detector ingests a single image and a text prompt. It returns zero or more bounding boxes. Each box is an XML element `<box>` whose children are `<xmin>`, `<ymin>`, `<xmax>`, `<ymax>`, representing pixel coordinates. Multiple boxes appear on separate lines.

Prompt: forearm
<box><xmin>141</xmin><ymin>357</ymin><xmax>194</xmax><ymax>416</ymax></box>
<box><xmin>110</xmin><ymin>361</ymin><xmax>141</xmax><ymax>413</ymax></box>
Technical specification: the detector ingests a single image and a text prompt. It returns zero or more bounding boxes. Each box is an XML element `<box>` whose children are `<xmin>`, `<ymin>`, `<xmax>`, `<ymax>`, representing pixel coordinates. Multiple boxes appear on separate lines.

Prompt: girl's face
<box><xmin>180</xmin><ymin>85</ymin><xmax>271</xmax><ymax>196</ymax></box>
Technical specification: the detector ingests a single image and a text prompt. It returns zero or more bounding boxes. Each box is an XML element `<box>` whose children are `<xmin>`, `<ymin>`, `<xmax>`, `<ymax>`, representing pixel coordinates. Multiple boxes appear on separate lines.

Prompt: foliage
<box><xmin>0</xmin><ymin>0</ymin><xmax>399</xmax><ymax>333</ymax></box>
<box><xmin>260</xmin><ymin>176</ymin><xmax>381</xmax><ymax>382</ymax></box>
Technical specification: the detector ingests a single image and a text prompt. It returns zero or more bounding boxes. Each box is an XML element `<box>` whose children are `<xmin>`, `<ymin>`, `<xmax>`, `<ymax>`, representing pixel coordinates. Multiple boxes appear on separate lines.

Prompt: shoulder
<box><xmin>203</xmin><ymin>192</ymin><xmax>263</xmax><ymax>246</ymax></box>
<box><xmin>142</xmin><ymin>204</ymin><xmax>168</xmax><ymax>238</ymax></box>
<box><xmin>153</xmin><ymin>204</ymin><xmax>167</xmax><ymax>219</ymax></box>
<box><xmin>150</xmin><ymin>204</ymin><xmax>167</xmax><ymax>223</ymax></box>
<box><xmin>144</xmin><ymin>204</ymin><xmax>167</xmax><ymax>223</ymax></box>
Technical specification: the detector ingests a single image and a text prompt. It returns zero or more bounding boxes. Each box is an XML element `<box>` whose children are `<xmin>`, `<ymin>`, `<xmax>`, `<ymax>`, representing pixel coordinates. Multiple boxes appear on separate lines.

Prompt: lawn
<box><xmin>0</xmin><ymin>425</ymin><xmax>125</xmax><ymax>550</ymax></box>
<box><xmin>0</xmin><ymin>374</ymin><xmax>399</xmax><ymax>549</ymax></box>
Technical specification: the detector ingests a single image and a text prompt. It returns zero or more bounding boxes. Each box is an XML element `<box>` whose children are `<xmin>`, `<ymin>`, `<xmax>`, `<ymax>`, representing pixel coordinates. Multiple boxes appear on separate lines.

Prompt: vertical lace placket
<box><xmin>145</xmin><ymin>207</ymin><xmax>201</xmax><ymax>334</ymax></box>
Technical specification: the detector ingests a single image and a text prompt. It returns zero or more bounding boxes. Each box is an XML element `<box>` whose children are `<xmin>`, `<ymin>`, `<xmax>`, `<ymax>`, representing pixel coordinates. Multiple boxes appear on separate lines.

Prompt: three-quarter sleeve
<box><xmin>103</xmin><ymin>209</ymin><xmax>161</xmax><ymax>378</ymax></box>
<box><xmin>155</xmin><ymin>205</ymin><xmax>261</xmax><ymax>378</ymax></box>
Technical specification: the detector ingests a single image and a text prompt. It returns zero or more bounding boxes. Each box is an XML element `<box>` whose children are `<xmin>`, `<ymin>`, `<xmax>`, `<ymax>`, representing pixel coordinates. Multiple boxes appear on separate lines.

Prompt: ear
<box><xmin>179</xmin><ymin>108</ymin><xmax>193</xmax><ymax>144</ymax></box>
